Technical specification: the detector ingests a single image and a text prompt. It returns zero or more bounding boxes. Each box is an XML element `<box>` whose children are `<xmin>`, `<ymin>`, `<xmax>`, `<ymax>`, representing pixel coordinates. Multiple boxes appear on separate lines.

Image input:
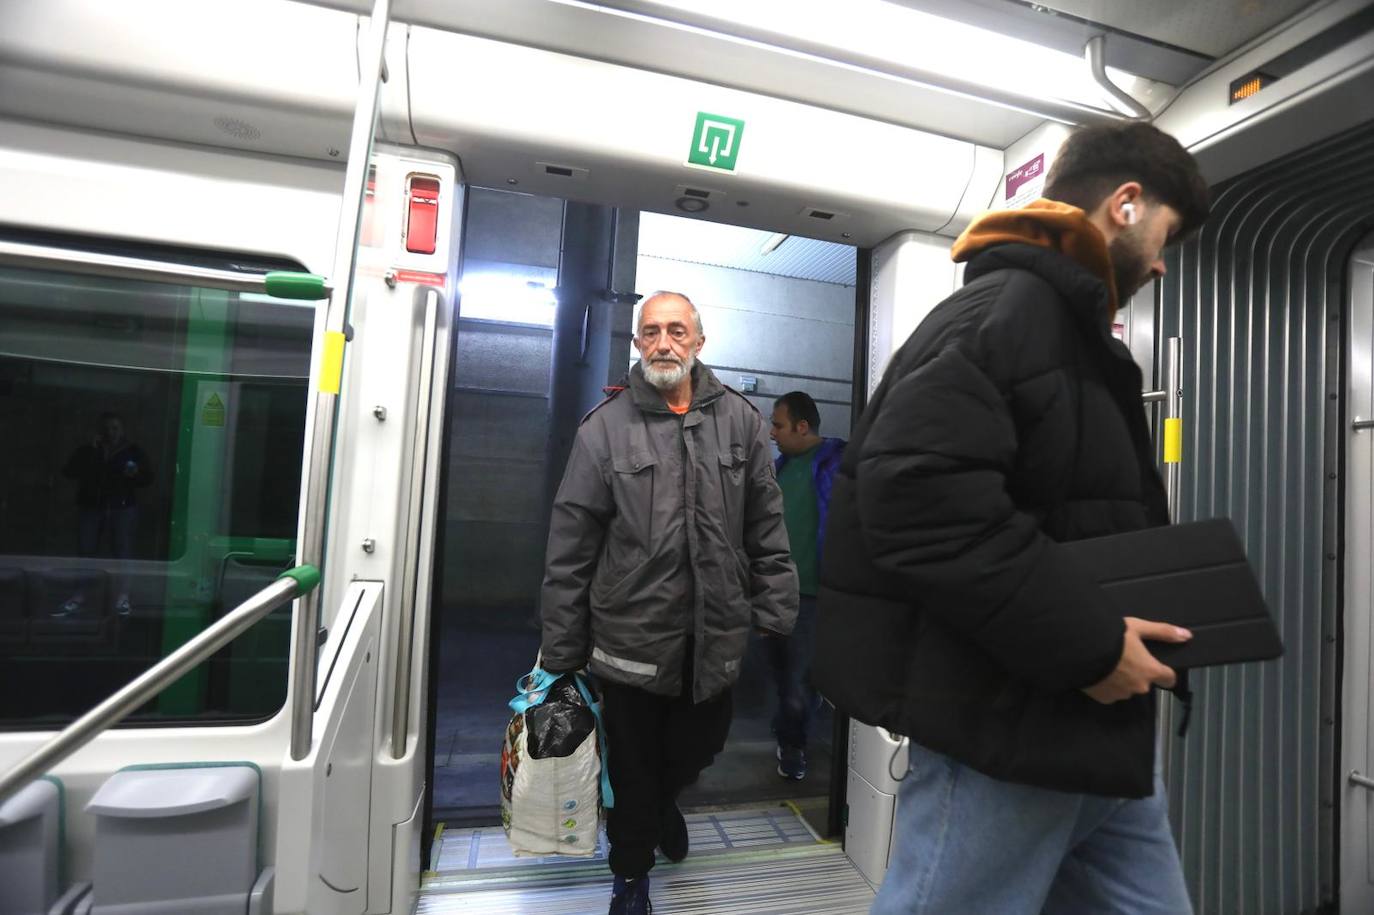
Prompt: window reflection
<box><xmin>0</xmin><ymin>255</ymin><xmax>311</xmax><ymax>726</ymax></box>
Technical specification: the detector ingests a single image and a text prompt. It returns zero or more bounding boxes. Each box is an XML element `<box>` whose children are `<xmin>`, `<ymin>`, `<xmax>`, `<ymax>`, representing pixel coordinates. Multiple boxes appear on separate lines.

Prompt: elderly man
<box><xmin>541</xmin><ymin>290</ymin><xmax>798</xmax><ymax>915</ymax></box>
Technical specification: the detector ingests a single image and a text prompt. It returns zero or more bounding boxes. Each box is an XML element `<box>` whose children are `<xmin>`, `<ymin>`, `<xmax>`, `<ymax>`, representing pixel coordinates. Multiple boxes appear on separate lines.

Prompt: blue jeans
<box><xmin>767</xmin><ymin>595</ymin><xmax>817</xmax><ymax>750</ymax></box>
<box><xmin>873</xmin><ymin>741</ymin><xmax>1192</xmax><ymax>915</ymax></box>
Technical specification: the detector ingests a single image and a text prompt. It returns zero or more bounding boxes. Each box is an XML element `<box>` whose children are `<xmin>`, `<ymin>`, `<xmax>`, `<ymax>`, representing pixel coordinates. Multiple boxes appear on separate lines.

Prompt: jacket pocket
<box><xmin>590</xmin><ymin>552</ymin><xmax>650</xmax><ymax>608</ymax></box>
<box><xmin>730</xmin><ymin>547</ymin><xmax>752</xmax><ymax>599</ymax></box>
<box><xmin>717</xmin><ymin>447</ymin><xmax>747</xmax><ymax>539</ymax></box>
<box><xmin>610</xmin><ymin>449</ymin><xmax>658</xmax><ymax>552</ymax></box>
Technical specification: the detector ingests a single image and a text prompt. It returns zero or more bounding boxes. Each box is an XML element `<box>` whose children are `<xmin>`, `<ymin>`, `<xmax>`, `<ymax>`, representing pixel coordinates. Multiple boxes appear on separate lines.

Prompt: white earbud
<box><xmin>1121</xmin><ymin>201</ymin><xmax>1138</xmax><ymax>225</ymax></box>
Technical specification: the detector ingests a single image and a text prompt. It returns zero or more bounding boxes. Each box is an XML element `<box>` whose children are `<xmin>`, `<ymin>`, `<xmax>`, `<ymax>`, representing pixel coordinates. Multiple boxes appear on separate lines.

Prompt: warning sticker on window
<box><xmin>202</xmin><ymin>393</ymin><xmax>226</xmax><ymax>427</ymax></box>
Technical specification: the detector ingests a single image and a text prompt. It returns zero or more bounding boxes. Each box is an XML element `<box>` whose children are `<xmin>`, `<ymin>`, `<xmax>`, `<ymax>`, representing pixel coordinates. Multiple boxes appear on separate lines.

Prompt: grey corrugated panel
<box><xmin>415</xmin><ymin>845</ymin><xmax>872</xmax><ymax>914</ymax></box>
<box><xmin>638</xmin><ymin>213</ymin><xmax>858</xmax><ymax>286</ymax></box>
<box><xmin>1158</xmin><ymin>122</ymin><xmax>1374</xmax><ymax>914</ymax></box>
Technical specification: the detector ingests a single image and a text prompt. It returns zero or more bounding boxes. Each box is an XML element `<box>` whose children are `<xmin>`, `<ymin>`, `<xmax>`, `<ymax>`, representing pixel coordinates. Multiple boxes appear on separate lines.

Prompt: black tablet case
<box><xmin>1060</xmin><ymin>519</ymin><xmax>1283</xmax><ymax>669</ymax></box>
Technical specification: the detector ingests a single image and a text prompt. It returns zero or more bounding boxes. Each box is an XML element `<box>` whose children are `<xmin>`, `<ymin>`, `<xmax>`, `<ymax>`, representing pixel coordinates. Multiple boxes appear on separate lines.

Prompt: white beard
<box><xmin>643</xmin><ymin>352</ymin><xmax>694</xmax><ymax>390</ymax></box>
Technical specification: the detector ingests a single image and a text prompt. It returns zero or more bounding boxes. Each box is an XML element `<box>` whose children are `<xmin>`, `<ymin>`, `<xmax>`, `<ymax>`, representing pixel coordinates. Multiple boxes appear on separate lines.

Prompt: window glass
<box><xmin>0</xmin><ymin>251</ymin><xmax>313</xmax><ymax>727</ymax></box>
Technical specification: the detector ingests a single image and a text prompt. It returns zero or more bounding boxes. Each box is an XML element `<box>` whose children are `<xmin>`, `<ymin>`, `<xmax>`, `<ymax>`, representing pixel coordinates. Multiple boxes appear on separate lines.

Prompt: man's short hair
<box><xmin>635</xmin><ymin>291</ymin><xmax>704</xmax><ymax>336</ymax></box>
<box><xmin>1044</xmin><ymin>123</ymin><xmax>1210</xmax><ymax>240</ymax></box>
<box><xmin>775</xmin><ymin>391</ymin><xmax>820</xmax><ymax>432</ymax></box>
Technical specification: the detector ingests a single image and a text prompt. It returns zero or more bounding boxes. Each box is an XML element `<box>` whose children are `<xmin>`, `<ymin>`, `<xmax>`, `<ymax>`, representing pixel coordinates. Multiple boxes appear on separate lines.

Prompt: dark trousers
<box><xmin>766</xmin><ymin>595</ymin><xmax>817</xmax><ymax>750</ymax></box>
<box><xmin>599</xmin><ymin>657</ymin><xmax>733</xmax><ymax>878</ymax></box>
<box><xmin>78</xmin><ymin>506</ymin><xmax>137</xmax><ymax>560</ymax></box>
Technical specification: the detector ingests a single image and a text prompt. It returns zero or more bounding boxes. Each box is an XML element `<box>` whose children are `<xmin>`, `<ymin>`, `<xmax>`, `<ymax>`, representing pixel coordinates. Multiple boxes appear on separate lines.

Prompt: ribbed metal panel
<box><xmin>416</xmin><ymin>844</ymin><xmax>873</xmax><ymax>913</ymax></box>
<box><xmin>638</xmin><ymin>212</ymin><xmax>858</xmax><ymax>286</ymax></box>
<box><xmin>1159</xmin><ymin>123</ymin><xmax>1374</xmax><ymax>914</ymax></box>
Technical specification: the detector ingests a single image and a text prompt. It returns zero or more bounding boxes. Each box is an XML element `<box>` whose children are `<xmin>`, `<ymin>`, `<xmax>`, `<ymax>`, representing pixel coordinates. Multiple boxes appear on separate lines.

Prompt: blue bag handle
<box><xmin>509</xmin><ymin>667</ymin><xmax>561</xmax><ymax>715</ymax></box>
<box><xmin>507</xmin><ymin>663</ymin><xmax>615</xmax><ymax>809</ymax></box>
<box><xmin>572</xmin><ymin>674</ymin><xmax>616</xmax><ymax>809</ymax></box>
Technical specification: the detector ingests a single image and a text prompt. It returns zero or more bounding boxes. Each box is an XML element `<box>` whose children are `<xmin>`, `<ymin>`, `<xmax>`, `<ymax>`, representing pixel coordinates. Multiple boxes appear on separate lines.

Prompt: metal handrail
<box><xmin>0</xmin><ymin>240</ymin><xmax>329</xmax><ymax>298</ymax></box>
<box><xmin>390</xmin><ymin>286</ymin><xmax>442</xmax><ymax>757</ymax></box>
<box><xmin>0</xmin><ymin>566</ymin><xmax>321</xmax><ymax>807</ymax></box>
<box><xmin>290</xmin><ymin>0</ymin><xmax>391</xmax><ymax>761</ymax></box>
<box><xmin>1085</xmin><ymin>35</ymin><xmax>1152</xmax><ymax>120</ymax></box>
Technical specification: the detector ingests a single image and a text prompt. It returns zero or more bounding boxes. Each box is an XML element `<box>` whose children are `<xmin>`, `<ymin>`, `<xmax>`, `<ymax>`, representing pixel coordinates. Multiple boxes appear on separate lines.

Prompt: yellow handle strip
<box><xmin>319</xmin><ymin>330</ymin><xmax>346</xmax><ymax>394</ymax></box>
<box><xmin>1164</xmin><ymin>417</ymin><xmax>1183</xmax><ymax>464</ymax></box>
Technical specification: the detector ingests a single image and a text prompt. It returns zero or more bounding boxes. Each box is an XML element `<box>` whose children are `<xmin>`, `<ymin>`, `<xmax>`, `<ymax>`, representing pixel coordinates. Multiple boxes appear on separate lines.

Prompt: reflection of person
<box><xmin>540</xmin><ymin>291</ymin><xmax>797</xmax><ymax>915</ymax></box>
<box><xmin>767</xmin><ymin>391</ymin><xmax>845</xmax><ymax>781</ymax></box>
<box><xmin>815</xmin><ymin>123</ymin><xmax>1211</xmax><ymax>913</ymax></box>
<box><xmin>62</xmin><ymin>412</ymin><xmax>153</xmax><ymax>616</ymax></box>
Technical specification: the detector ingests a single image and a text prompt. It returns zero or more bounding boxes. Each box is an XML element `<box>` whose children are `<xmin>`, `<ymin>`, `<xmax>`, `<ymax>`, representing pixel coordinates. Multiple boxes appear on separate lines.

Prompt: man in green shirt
<box><xmin>769</xmin><ymin>391</ymin><xmax>846</xmax><ymax>780</ymax></box>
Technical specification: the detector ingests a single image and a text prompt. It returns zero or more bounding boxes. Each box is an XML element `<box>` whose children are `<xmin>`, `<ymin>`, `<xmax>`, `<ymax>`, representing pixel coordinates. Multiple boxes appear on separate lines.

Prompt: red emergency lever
<box><xmin>405</xmin><ymin>175</ymin><xmax>441</xmax><ymax>255</ymax></box>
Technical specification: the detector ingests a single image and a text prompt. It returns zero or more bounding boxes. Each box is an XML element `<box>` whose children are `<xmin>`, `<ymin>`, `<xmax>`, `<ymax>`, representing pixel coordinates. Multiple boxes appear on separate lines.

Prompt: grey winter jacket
<box><xmin>540</xmin><ymin>361</ymin><xmax>798</xmax><ymax>702</ymax></box>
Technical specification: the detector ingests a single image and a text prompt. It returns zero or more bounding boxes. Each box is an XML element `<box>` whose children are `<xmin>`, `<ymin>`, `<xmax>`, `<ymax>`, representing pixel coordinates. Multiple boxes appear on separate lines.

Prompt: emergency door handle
<box><xmin>1349</xmin><ymin>770</ymin><xmax>1374</xmax><ymax>790</ymax></box>
<box><xmin>1353</xmin><ymin>419</ymin><xmax>1374</xmax><ymax>432</ymax></box>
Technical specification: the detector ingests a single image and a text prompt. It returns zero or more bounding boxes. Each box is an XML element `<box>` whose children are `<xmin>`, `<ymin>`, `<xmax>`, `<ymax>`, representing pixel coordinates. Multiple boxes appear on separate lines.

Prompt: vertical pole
<box><xmin>291</xmin><ymin>0</ymin><xmax>390</xmax><ymax>762</ymax></box>
<box><xmin>1158</xmin><ymin>335</ymin><xmax>1183</xmax><ymax>788</ymax></box>
<box><xmin>1165</xmin><ymin>336</ymin><xmax>1183</xmax><ymax>520</ymax></box>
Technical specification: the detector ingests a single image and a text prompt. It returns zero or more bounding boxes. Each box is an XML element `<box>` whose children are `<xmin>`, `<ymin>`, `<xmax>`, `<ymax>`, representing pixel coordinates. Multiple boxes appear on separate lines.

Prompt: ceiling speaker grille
<box><xmin>213</xmin><ymin>117</ymin><xmax>261</xmax><ymax>141</ymax></box>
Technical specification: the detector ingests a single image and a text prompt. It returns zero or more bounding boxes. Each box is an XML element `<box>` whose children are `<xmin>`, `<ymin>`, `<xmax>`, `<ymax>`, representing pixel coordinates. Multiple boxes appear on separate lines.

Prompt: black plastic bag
<box><xmin>525</xmin><ymin>674</ymin><xmax>598</xmax><ymax>759</ymax></box>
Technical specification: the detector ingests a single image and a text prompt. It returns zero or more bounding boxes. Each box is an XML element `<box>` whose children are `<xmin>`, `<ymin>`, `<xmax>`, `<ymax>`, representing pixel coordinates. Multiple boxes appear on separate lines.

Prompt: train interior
<box><xmin>1</xmin><ymin>0</ymin><xmax>1374</xmax><ymax>913</ymax></box>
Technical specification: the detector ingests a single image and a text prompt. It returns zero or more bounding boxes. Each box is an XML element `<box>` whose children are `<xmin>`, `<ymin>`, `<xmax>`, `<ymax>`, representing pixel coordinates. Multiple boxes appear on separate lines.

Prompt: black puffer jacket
<box><xmin>812</xmin><ymin>242</ymin><xmax>1169</xmax><ymax>799</ymax></box>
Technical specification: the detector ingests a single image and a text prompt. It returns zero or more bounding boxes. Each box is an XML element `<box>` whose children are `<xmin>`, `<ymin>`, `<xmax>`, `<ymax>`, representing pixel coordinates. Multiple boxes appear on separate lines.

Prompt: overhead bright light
<box><xmin>459</xmin><ymin>272</ymin><xmax>558</xmax><ymax>326</ymax></box>
<box><xmin>614</xmin><ymin>0</ymin><xmax>1149</xmax><ymax>111</ymax></box>
<box><xmin>759</xmin><ymin>232</ymin><xmax>789</xmax><ymax>255</ymax></box>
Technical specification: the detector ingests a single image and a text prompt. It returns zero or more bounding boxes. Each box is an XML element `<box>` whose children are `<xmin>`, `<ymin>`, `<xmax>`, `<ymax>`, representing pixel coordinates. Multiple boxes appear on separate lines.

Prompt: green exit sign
<box><xmin>688</xmin><ymin>112</ymin><xmax>745</xmax><ymax>171</ymax></box>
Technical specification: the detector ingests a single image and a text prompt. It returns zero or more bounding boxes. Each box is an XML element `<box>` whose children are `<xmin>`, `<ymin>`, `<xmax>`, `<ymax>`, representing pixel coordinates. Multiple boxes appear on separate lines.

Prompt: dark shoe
<box><xmin>777</xmin><ymin>745</ymin><xmax>807</xmax><ymax>781</ymax></box>
<box><xmin>609</xmin><ymin>875</ymin><xmax>652</xmax><ymax>915</ymax></box>
<box><xmin>659</xmin><ymin>802</ymin><xmax>689</xmax><ymax>863</ymax></box>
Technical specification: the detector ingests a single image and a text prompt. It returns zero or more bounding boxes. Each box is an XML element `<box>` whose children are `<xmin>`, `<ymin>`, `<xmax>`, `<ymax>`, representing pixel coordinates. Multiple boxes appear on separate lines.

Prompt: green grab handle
<box><xmin>278</xmin><ymin>564</ymin><xmax>322</xmax><ymax>595</ymax></box>
<box><xmin>264</xmin><ymin>271</ymin><xmax>330</xmax><ymax>301</ymax></box>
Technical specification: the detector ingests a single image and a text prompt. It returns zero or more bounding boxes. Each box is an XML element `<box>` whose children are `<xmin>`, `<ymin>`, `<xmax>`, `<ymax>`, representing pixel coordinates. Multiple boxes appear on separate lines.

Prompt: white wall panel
<box><xmin>866</xmin><ymin>231</ymin><xmax>958</xmax><ymax>396</ymax></box>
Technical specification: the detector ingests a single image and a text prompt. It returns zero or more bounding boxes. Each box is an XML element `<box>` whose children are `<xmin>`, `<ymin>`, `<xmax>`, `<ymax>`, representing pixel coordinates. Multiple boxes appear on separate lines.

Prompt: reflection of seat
<box><xmin>0</xmin><ymin>569</ymin><xmax>25</xmax><ymax>648</ymax></box>
<box><xmin>215</xmin><ymin>558</ymin><xmax>292</xmax><ymax>714</ymax></box>
<box><xmin>28</xmin><ymin>569</ymin><xmax>111</xmax><ymax>645</ymax></box>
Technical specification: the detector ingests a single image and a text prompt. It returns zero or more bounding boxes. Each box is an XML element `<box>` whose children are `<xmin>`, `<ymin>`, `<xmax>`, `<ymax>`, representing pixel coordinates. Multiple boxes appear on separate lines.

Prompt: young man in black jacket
<box><xmin>812</xmin><ymin>123</ymin><xmax>1210</xmax><ymax>913</ymax></box>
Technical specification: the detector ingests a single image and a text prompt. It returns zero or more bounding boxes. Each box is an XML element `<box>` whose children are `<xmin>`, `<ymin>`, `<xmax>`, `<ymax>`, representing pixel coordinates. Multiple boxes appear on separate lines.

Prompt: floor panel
<box><xmin>430</xmin><ymin>805</ymin><xmax>820</xmax><ymax>874</ymax></box>
<box><xmin>416</xmin><ymin>844</ymin><xmax>874</xmax><ymax>914</ymax></box>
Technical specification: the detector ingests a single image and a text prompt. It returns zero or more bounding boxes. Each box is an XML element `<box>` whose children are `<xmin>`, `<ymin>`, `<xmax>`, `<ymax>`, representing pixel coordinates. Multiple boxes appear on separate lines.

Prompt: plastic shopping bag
<box><xmin>499</xmin><ymin>664</ymin><xmax>614</xmax><ymax>856</ymax></box>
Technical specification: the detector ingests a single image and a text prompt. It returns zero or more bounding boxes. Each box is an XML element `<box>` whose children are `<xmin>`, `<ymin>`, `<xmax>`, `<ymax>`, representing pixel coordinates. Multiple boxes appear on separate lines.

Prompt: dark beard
<box><xmin>1109</xmin><ymin>233</ymin><xmax>1152</xmax><ymax>302</ymax></box>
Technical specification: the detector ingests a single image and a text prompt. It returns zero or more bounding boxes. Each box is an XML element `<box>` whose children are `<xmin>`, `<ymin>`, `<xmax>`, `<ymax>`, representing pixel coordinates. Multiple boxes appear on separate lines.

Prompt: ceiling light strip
<box><xmin>571</xmin><ymin>0</ymin><xmax>1128</xmax><ymax>125</ymax></box>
